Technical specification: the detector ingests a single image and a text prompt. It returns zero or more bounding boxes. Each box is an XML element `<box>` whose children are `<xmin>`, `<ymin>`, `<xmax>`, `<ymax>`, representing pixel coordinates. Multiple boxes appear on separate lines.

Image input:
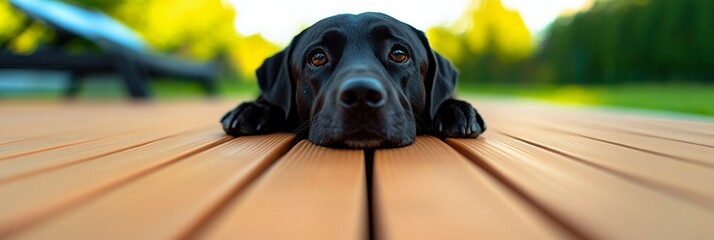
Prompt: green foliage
<box><xmin>3</xmin><ymin>0</ymin><xmax>712</xmax><ymax>89</ymax></box>
<box><xmin>0</xmin><ymin>1</ymin><xmax>57</xmax><ymax>53</ymax></box>
<box><xmin>0</xmin><ymin>1</ymin><xmax>26</xmax><ymax>44</ymax></box>
<box><xmin>539</xmin><ymin>0</ymin><xmax>714</xmax><ymax>84</ymax></box>
<box><xmin>428</xmin><ymin>0</ymin><xmax>714</xmax><ymax>85</ymax></box>
<box><xmin>427</xmin><ymin>0</ymin><xmax>534</xmax><ymax>84</ymax></box>
<box><xmin>231</xmin><ymin>34</ymin><xmax>280</xmax><ymax>79</ymax></box>
<box><xmin>59</xmin><ymin>0</ymin><xmax>240</xmax><ymax>63</ymax></box>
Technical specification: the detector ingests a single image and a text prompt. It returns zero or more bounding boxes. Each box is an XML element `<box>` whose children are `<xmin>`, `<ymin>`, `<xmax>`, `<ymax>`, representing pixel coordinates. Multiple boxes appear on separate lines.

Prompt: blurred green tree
<box><xmin>540</xmin><ymin>0</ymin><xmax>714</xmax><ymax>84</ymax></box>
<box><xmin>427</xmin><ymin>0</ymin><xmax>534</xmax><ymax>84</ymax></box>
<box><xmin>0</xmin><ymin>0</ymin><xmax>55</xmax><ymax>53</ymax></box>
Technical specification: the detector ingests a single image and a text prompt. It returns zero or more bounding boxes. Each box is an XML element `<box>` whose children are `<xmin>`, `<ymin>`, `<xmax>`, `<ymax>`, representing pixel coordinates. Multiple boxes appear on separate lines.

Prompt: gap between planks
<box><xmin>446</xmin><ymin>131</ymin><xmax>714</xmax><ymax>240</ymax></box>
<box><xmin>0</xmin><ymin>129</ymin><xmax>233</xmax><ymax>237</ymax></box>
<box><xmin>373</xmin><ymin>137</ymin><xmax>572</xmax><ymax>240</ymax></box>
<box><xmin>192</xmin><ymin>141</ymin><xmax>367</xmax><ymax>240</ymax></box>
<box><xmin>0</xmin><ymin>124</ymin><xmax>218</xmax><ymax>183</ymax></box>
<box><xmin>3</xmin><ymin>100</ymin><xmax>714</xmax><ymax>239</ymax></box>
<box><xmin>4</xmin><ymin>134</ymin><xmax>295</xmax><ymax>240</ymax></box>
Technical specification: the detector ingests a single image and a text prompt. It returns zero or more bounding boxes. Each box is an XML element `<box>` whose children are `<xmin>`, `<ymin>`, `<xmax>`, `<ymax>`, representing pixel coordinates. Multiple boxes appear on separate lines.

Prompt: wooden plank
<box><xmin>0</xmin><ymin>103</ymin><xmax>149</xmax><ymax>143</ymax></box>
<box><xmin>553</xmin><ymin>115</ymin><xmax>714</xmax><ymax>148</ymax></box>
<box><xmin>0</xmin><ymin>117</ymin><xmax>101</xmax><ymax>145</ymax></box>
<box><xmin>5</xmin><ymin>134</ymin><xmax>294</xmax><ymax>240</ymax></box>
<box><xmin>196</xmin><ymin>141</ymin><xmax>366</xmax><ymax>240</ymax></box>
<box><xmin>475</xmin><ymin>99</ymin><xmax>714</xmax><ymax>136</ymax></box>
<box><xmin>476</xmin><ymin>100</ymin><xmax>714</xmax><ymax>144</ymax></box>
<box><xmin>509</xmin><ymin>107</ymin><xmax>714</xmax><ymax>147</ymax></box>
<box><xmin>487</xmin><ymin>113</ymin><xmax>714</xmax><ymax>167</ymax></box>
<box><xmin>479</xmin><ymin>100</ymin><xmax>714</xmax><ymax>203</ymax></box>
<box><xmin>637</xmin><ymin>120</ymin><xmax>714</xmax><ymax>137</ymax></box>
<box><xmin>0</xmin><ymin>128</ymin><xmax>231</xmax><ymax>236</ymax></box>
<box><xmin>0</xmin><ymin>124</ymin><xmax>213</xmax><ymax>183</ymax></box>
<box><xmin>491</xmin><ymin>126</ymin><xmax>714</xmax><ymax>207</ymax></box>
<box><xmin>373</xmin><ymin>136</ymin><xmax>568</xmax><ymax>240</ymax></box>
<box><xmin>0</xmin><ymin>108</ymin><xmax>220</xmax><ymax>160</ymax></box>
<box><xmin>0</xmin><ymin>119</ymin><xmax>199</xmax><ymax>158</ymax></box>
<box><xmin>0</xmin><ymin>103</ymin><xmax>109</xmax><ymax>137</ymax></box>
<box><xmin>0</xmin><ymin>101</ymin><xmax>231</xmax><ymax>155</ymax></box>
<box><xmin>447</xmin><ymin>133</ymin><xmax>714</xmax><ymax>239</ymax></box>
<box><xmin>589</xmin><ymin>111</ymin><xmax>714</xmax><ymax>136</ymax></box>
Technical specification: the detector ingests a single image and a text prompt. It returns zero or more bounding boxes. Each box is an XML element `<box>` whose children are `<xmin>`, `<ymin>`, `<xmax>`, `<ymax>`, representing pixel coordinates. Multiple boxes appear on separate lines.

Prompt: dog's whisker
<box><xmin>292</xmin><ymin>114</ymin><xmax>320</xmax><ymax>135</ymax></box>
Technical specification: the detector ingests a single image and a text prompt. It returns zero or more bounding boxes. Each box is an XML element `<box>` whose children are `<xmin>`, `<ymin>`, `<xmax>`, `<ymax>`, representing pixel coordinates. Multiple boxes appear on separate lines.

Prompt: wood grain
<box><xmin>0</xmin><ymin>124</ymin><xmax>215</xmax><ymax>183</ymax></box>
<box><xmin>476</xmin><ymin>99</ymin><xmax>714</xmax><ymax>146</ymax></box>
<box><xmin>490</xmin><ymin>125</ymin><xmax>714</xmax><ymax>207</ymax></box>
<box><xmin>196</xmin><ymin>141</ymin><xmax>366</xmax><ymax>240</ymax></box>
<box><xmin>7</xmin><ymin>134</ymin><xmax>294</xmax><ymax>240</ymax></box>
<box><xmin>373</xmin><ymin>136</ymin><xmax>569</xmax><ymax>240</ymax></box>
<box><xmin>2</xmin><ymin>100</ymin><xmax>714</xmax><ymax>239</ymax></box>
<box><xmin>448</xmin><ymin>133</ymin><xmax>714</xmax><ymax>240</ymax></box>
<box><xmin>0</xmin><ymin>101</ymin><xmax>228</xmax><ymax>159</ymax></box>
<box><xmin>0</xmin><ymin>128</ymin><xmax>230</xmax><ymax>236</ymax></box>
<box><xmin>489</xmin><ymin>113</ymin><xmax>714</xmax><ymax>167</ymax></box>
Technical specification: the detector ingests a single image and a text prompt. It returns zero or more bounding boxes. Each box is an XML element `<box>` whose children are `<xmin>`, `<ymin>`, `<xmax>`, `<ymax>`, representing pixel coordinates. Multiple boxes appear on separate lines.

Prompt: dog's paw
<box><xmin>433</xmin><ymin>99</ymin><xmax>486</xmax><ymax>138</ymax></box>
<box><xmin>221</xmin><ymin>102</ymin><xmax>282</xmax><ymax>136</ymax></box>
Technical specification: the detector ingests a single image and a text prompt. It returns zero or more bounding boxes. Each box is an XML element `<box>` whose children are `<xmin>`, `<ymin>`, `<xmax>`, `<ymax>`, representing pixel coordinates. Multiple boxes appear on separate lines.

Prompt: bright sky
<box><xmin>227</xmin><ymin>0</ymin><xmax>591</xmax><ymax>44</ymax></box>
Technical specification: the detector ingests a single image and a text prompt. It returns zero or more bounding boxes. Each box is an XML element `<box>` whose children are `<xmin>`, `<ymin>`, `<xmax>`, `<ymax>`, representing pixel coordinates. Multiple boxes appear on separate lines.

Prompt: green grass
<box><xmin>4</xmin><ymin>75</ymin><xmax>713</xmax><ymax>117</ymax></box>
<box><xmin>458</xmin><ymin>82</ymin><xmax>714</xmax><ymax>116</ymax></box>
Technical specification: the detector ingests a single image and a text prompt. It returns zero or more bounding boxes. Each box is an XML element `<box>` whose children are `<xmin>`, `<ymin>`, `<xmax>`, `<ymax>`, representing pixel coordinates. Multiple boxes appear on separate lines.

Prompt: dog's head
<box><xmin>256</xmin><ymin>12</ymin><xmax>457</xmax><ymax>148</ymax></box>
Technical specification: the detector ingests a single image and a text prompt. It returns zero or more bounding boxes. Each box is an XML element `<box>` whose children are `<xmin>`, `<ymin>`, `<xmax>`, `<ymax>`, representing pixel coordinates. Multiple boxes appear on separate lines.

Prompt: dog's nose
<box><xmin>338</xmin><ymin>77</ymin><xmax>387</xmax><ymax>109</ymax></box>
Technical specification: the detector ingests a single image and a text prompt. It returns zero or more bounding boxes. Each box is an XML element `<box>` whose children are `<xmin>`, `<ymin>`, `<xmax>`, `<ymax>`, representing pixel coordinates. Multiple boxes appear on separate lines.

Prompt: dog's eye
<box><xmin>389</xmin><ymin>46</ymin><xmax>409</xmax><ymax>63</ymax></box>
<box><xmin>308</xmin><ymin>49</ymin><xmax>328</xmax><ymax>67</ymax></box>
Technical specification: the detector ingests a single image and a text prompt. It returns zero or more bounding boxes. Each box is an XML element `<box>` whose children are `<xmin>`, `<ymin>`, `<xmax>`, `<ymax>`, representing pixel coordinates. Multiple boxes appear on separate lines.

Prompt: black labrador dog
<box><xmin>221</xmin><ymin>12</ymin><xmax>485</xmax><ymax>148</ymax></box>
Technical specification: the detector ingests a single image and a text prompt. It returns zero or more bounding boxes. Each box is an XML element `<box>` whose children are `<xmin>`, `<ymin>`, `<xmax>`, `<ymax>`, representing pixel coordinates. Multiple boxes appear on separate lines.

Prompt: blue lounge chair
<box><xmin>0</xmin><ymin>0</ymin><xmax>219</xmax><ymax>97</ymax></box>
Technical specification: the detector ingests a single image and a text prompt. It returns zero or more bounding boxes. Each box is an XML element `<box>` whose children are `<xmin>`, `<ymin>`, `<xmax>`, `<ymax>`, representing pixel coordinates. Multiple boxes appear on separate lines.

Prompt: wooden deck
<box><xmin>1</xmin><ymin>99</ymin><xmax>713</xmax><ymax>240</ymax></box>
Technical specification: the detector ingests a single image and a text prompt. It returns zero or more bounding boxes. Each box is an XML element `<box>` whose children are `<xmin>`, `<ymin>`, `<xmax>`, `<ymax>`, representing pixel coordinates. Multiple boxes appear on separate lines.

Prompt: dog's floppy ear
<box><xmin>256</xmin><ymin>33</ymin><xmax>303</xmax><ymax>120</ymax></box>
<box><xmin>411</xmin><ymin>28</ymin><xmax>458</xmax><ymax>120</ymax></box>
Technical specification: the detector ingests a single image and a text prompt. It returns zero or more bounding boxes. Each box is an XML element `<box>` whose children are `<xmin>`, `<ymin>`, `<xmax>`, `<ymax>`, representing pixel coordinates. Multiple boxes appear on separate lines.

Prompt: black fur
<box><xmin>221</xmin><ymin>12</ymin><xmax>486</xmax><ymax>148</ymax></box>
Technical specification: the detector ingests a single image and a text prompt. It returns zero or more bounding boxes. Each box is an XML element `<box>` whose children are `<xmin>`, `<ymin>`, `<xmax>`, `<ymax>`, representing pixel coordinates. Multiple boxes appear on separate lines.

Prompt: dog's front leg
<box><xmin>433</xmin><ymin>99</ymin><xmax>486</xmax><ymax>138</ymax></box>
<box><xmin>221</xmin><ymin>96</ymin><xmax>286</xmax><ymax>136</ymax></box>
